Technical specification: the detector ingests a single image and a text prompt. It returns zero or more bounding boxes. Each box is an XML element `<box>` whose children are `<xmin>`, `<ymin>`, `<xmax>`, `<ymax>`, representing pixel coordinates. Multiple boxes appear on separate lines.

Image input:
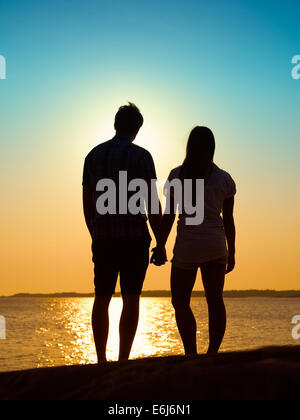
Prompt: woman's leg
<box><xmin>171</xmin><ymin>265</ymin><xmax>198</xmax><ymax>355</ymax></box>
<box><xmin>200</xmin><ymin>262</ymin><xmax>226</xmax><ymax>354</ymax></box>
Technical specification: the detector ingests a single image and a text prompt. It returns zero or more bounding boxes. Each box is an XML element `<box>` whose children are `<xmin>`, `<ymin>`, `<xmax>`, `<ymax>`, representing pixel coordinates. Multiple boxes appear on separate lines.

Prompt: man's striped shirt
<box><xmin>82</xmin><ymin>135</ymin><xmax>157</xmax><ymax>238</ymax></box>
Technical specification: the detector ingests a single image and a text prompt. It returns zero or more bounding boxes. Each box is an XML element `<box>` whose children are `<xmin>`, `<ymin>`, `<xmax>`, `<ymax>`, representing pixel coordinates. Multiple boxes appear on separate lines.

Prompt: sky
<box><xmin>0</xmin><ymin>0</ymin><xmax>300</xmax><ymax>294</ymax></box>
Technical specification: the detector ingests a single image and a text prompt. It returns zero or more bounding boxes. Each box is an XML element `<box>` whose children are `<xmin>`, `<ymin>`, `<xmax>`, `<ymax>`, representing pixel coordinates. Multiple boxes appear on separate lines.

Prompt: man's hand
<box><xmin>226</xmin><ymin>253</ymin><xmax>235</xmax><ymax>274</ymax></box>
<box><xmin>150</xmin><ymin>246</ymin><xmax>167</xmax><ymax>266</ymax></box>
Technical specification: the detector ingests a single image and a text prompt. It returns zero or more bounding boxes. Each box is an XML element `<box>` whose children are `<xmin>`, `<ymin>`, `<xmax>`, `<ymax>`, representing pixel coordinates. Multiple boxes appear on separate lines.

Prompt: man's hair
<box><xmin>114</xmin><ymin>103</ymin><xmax>144</xmax><ymax>133</ymax></box>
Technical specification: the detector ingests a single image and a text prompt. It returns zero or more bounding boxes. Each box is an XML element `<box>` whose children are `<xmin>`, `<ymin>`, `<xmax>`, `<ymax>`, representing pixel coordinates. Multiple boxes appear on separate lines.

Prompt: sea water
<box><xmin>0</xmin><ymin>297</ymin><xmax>299</xmax><ymax>372</ymax></box>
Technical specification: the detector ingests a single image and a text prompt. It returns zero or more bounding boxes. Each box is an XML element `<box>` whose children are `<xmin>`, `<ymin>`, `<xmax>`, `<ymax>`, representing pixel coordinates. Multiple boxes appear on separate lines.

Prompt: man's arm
<box><xmin>150</xmin><ymin>192</ymin><xmax>176</xmax><ymax>266</ymax></box>
<box><xmin>139</xmin><ymin>150</ymin><xmax>167</xmax><ymax>265</ymax></box>
<box><xmin>147</xmin><ymin>182</ymin><xmax>163</xmax><ymax>243</ymax></box>
<box><xmin>223</xmin><ymin>196</ymin><xmax>236</xmax><ymax>273</ymax></box>
<box><xmin>83</xmin><ymin>185</ymin><xmax>94</xmax><ymax>237</ymax></box>
<box><xmin>146</xmin><ymin>181</ymin><xmax>168</xmax><ymax>266</ymax></box>
<box><xmin>157</xmin><ymin>193</ymin><xmax>176</xmax><ymax>249</ymax></box>
<box><xmin>139</xmin><ymin>151</ymin><xmax>163</xmax><ymax>242</ymax></box>
<box><xmin>148</xmin><ymin>205</ymin><xmax>168</xmax><ymax>266</ymax></box>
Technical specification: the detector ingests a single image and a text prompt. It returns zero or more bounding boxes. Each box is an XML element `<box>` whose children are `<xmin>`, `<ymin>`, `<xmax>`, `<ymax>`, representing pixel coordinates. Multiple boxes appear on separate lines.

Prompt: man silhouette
<box><xmin>82</xmin><ymin>103</ymin><xmax>165</xmax><ymax>362</ymax></box>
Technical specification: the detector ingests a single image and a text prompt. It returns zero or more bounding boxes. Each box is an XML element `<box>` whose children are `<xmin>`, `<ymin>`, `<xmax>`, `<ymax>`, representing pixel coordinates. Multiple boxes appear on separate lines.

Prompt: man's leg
<box><xmin>92</xmin><ymin>238</ymin><xmax>119</xmax><ymax>363</ymax></box>
<box><xmin>92</xmin><ymin>295</ymin><xmax>112</xmax><ymax>363</ymax></box>
<box><xmin>118</xmin><ymin>235</ymin><xmax>150</xmax><ymax>361</ymax></box>
<box><xmin>119</xmin><ymin>294</ymin><xmax>140</xmax><ymax>361</ymax></box>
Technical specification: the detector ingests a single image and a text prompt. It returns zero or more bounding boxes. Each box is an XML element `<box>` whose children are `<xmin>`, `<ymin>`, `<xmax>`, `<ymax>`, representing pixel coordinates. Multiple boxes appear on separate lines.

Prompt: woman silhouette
<box><xmin>152</xmin><ymin>127</ymin><xmax>236</xmax><ymax>355</ymax></box>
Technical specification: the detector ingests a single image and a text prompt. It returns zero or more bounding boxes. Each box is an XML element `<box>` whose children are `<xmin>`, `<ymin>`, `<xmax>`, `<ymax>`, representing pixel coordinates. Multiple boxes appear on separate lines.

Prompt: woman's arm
<box><xmin>223</xmin><ymin>196</ymin><xmax>236</xmax><ymax>273</ymax></box>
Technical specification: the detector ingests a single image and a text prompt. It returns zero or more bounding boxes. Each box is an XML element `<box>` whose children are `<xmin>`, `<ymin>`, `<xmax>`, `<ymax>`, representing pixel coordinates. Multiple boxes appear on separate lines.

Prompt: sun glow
<box><xmin>34</xmin><ymin>298</ymin><xmax>184</xmax><ymax>367</ymax></box>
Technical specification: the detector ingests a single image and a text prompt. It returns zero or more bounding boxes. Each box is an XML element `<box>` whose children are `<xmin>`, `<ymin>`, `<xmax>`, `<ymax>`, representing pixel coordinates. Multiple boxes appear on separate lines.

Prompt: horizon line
<box><xmin>1</xmin><ymin>289</ymin><xmax>300</xmax><ymax>298</ymax></box>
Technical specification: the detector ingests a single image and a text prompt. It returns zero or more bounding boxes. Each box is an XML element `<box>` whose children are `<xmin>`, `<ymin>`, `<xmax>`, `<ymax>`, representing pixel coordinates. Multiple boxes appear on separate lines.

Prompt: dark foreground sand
<box><xmin>0</xmin><ymin>346</ymin><xmax>299</xmax><ymax>400</ymax></box>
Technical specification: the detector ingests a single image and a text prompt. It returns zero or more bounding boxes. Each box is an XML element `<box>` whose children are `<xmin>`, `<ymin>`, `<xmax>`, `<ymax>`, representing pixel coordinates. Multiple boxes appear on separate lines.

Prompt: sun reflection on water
<box><xmin>2</xmin><ymin>296</ymin><xmax>299</xmax><ymax>372</ymax></box>
<box><xmin>35</xmin><ymin>297</ymin><xmax>185</xmax><ymax>368</ymax></box>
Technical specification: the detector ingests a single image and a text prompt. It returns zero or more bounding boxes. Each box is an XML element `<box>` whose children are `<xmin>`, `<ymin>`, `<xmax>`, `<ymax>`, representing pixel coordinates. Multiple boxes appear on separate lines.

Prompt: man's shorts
<box><xmin>92</xmin><ymin>234</ymin><xmax>152</xmax><ymax>296</ymax></box>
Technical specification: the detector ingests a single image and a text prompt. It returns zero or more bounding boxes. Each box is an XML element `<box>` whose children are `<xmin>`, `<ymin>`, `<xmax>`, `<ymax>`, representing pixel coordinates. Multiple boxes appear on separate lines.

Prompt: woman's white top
<box><xmin>166</xmin><ymin>163</ymin><xmax>236</xmax><ymax>264</ymax></box>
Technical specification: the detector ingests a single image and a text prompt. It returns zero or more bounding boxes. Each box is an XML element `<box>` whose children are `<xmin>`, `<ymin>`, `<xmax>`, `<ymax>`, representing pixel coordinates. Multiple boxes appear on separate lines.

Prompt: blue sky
<box><xmin>1</xmin><ymin>0</ymin><xmax>299</xmax><ymax>157</ymax></box>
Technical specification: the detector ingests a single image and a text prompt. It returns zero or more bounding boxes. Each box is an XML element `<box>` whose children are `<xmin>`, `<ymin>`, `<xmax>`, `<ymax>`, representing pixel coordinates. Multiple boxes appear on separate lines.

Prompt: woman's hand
<box><xmin>226</xmin><ymin>253</ymin><xmax>235</xmax><ymax>274</ymax></box>
<box><xmin>150</xmin><ymin>246</ymin><xmax>168</xmax><ymax>266</ymax></box>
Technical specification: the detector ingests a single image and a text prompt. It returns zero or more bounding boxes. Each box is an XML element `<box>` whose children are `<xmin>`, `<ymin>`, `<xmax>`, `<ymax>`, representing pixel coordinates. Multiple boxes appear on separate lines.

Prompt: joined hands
<box><xmin>150</xmin><ymin>246</ymin><xmax>168</xmax><ymax>266</ymax></box>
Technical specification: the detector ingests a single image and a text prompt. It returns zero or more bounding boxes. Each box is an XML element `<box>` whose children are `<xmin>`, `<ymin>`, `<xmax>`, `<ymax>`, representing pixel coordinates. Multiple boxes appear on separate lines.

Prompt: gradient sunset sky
<box><xmin>1</xmin><ymin>0</ymin><xmax>300</xmax><ymax>295</ymax></box>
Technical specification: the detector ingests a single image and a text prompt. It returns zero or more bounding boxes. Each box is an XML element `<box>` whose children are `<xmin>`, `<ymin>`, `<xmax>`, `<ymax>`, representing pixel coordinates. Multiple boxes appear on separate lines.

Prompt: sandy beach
<box><xmin>0</xmin><ymin>346</ymin><xmax>299</xmax><ymax>400</ymax></box>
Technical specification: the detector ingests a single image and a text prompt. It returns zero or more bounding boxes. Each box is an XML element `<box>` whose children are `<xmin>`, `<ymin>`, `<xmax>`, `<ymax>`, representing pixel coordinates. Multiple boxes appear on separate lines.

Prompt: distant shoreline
<box><xmin>1</xmin><ymin>290</ymin><xmax>300</xmax><ymax>298</ymax></box>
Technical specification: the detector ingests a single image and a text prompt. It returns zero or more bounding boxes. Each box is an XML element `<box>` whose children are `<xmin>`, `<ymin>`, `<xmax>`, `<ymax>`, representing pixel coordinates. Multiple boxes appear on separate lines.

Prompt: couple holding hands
<box><xmin>83</xmin><ymin>103</ymin><xmax>236</xmax><ymax>363</ymax></box>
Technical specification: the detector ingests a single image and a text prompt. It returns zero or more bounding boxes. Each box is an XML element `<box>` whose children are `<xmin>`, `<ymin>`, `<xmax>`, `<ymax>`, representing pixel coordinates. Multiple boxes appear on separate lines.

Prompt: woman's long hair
<box><xmin>180</xmin><ymin>126</ymin><xmax>215</xmax><ymax>207</ymax></box>
<box><xmin>180</xmin><ymin>126</ymin><xmax>215</xmax><ymax>180</ymax></box>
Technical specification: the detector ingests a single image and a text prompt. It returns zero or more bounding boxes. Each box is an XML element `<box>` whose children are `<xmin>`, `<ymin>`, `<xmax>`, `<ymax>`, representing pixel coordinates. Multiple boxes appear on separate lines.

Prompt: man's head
<box><xmin>114</xmin><ymin>103</ymin><xmax>144</xmax><ymax>141</ymax></box>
